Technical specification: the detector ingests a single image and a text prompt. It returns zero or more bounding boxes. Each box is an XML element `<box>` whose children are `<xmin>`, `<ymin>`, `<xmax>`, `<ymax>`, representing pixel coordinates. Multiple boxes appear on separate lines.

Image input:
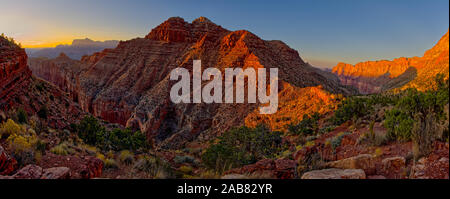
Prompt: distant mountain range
<box><xmin>26</xmin><ymin>38</ymin><xmax>119</xmax><ymax>60</ymax></box>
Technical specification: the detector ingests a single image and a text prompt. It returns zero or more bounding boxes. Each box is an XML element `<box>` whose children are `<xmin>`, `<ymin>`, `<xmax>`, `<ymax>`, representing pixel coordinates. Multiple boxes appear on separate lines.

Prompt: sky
<box><xmin>0</xmin><ymin>0</ymin><xmax>448</xmax><ymax>68</ymax></box>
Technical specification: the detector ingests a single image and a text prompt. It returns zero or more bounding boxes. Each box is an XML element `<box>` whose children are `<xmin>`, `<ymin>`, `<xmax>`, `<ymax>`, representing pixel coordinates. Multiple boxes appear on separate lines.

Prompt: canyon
<box><xmin>26</xmin><ymin>38</ymin><xmax>119</xmax><ymax>60</ymax></box>
<box><xmin>332</xmin><ymin>31</ymin><xmax>449</xmax><ymax>94</ymax></box>
<box><xmin>28</xmin><ymin>17</ymin><xmax>354</xmax><ymax>149</ymax></box>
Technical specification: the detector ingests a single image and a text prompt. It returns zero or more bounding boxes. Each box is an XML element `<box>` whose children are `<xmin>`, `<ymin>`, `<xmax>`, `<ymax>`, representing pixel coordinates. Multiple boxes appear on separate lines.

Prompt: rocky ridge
<box><xmin>29</xmin><ymin>17</ymin><xmax>354</xmax><ymax>149</ymax></box>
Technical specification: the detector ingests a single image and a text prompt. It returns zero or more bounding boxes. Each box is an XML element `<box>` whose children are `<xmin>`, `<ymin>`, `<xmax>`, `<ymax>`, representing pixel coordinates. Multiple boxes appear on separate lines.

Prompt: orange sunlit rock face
<box><xmin>332</xmin><ymin>31</ymin><xmax>449</xmax><ymax>94</ymax></box>
<box><xmin>245</xmin><ymin>84</ymin><xmax>340</xmax><ymax>132</ymax></box>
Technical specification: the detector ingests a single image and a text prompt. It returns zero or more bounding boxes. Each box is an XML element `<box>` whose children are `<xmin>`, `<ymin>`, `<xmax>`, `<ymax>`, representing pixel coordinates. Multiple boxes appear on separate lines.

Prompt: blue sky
<box><xmin>1</xmin><ymin>0</ymin><xmax>448</xmax><ymax>68</ymax></box>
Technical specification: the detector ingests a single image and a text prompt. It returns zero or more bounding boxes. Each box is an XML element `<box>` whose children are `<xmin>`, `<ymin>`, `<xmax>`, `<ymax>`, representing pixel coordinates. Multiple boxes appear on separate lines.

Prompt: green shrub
<box><xmin>287</xmin><ymin>113</ymin><xmax>320</xmax><ymax>136</ymax></box>
<box><xmin>328</xmin><ymin>132</ymin><xmax>351</xmax><ymax>151</ymax></box>
<box><xmin>179</xmin><ymin>165</ymin><xmax>193</xmax><ymax>175</ymax></box>
<box><xmin>75</xmin><ymin>116</ymin><xmax>149</xmax><ymax>152</ymax></box>
<box><xmin>0</xmin><ymin>119</ymin><xmax>23</xmax><ymax>138</ymax></box>
<box><xmin>17</xmin><ymin>108</ymin><xmax>28</xmax><ymax>124</ymax></box>
<box><xmin>133</xmin><ymin>156</ymin><xmax>174</xmax><ymax>178</ymax></box>
<box><xmin>385</xmin><ymin>109</ymin><xmax>414</xmax><ymax>141</ymax></box>
<box><xmin>173</xmin><ymin>155</ymin><xmax>195</xmax><ymax>164</ymax></box>
<box><xmin>50</xmin><ymin>143</ymin><xmax>69</xmax><ymax>156</ymax></box>
<box><xmin>329</xmin><ymin>97</ymin><xmax>373</xmax><ymax>125</ymax></box>
<box><xmin>384</xmin><ymin>74</ymin><xmax>449</xmax><ymax>159</ymax></box>
<box><xmin>202</xmin><ymin>125</ymin><xmax>282</xmax><ymax>170</ymax></box>
<box><xmin>118</xmin><ymin>150</ymin><xmax>134</xmax><ymax>165</ymax></box>
<box><xmin>104</xmin><ymin>158</ymin><xmax>118</xmax><ymax>169</ymax></box>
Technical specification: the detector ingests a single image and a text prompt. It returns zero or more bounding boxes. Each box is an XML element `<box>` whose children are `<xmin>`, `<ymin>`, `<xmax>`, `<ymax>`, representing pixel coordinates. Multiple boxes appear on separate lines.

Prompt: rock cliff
<box><xmin>332</xmin><ymin>31</ymin><xmax>449</xmax><ymax>94</ymax></box>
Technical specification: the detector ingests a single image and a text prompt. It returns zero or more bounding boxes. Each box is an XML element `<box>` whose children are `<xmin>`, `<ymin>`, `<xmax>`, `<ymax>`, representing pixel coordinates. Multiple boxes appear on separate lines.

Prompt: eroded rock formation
<box><xmin>28</xmin><ymin>17</ymin><xmax>354</xmax><ymax>149</ymax></box>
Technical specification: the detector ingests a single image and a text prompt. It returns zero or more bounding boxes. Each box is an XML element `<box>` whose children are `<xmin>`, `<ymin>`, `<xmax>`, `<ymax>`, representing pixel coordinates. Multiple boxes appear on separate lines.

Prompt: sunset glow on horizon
<box><xmin>1</xmin><ymin>0</ymin><xmax>448</xmax><ymax>68</ymax></box>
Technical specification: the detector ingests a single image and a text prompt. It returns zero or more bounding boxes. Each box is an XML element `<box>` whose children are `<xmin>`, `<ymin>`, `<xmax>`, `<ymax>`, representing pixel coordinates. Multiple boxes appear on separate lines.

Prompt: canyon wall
<box><xmin>332</xmin><ymin>31</ymin><xmax>449</xmax><ymax>94</ymax></box>
<box><xmin>0</xmin><ymin>37</ymin><xmax>32</xmax><ymax>109</ymax></box>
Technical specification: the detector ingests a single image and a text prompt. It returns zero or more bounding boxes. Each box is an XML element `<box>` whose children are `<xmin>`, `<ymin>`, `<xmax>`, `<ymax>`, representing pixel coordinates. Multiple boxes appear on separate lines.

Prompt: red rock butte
<box><xmin>29</xmin><ymin>17</ymin><xmax>353</xmax><ymax>149</ymax></box>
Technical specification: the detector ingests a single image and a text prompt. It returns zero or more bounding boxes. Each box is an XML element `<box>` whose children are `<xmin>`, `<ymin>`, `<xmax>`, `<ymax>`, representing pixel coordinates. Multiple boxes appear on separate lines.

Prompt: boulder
<box><xmin>221</xmin><ymin>174</ymin><xmax>249</xmax><ymax>179</ymax></box>
<box><xmin>224</xmin><ymin>159</ymin><xmax>296</xmax><ymax>179</ymax></box>
<box><xmin>326</xmin><ymin>154</ymin><xmax>376</xmax><ymax>175</ymax></box>
<box><xmin>0</xmin><ymin>145</ymin><xmax>18</xmax><ymax>175</ymax></box>
<box><xmin>41</xmin><ymin>167</ymin><xmax>71</xmax><ymax>179</ymax></box>
<box><xmin>301</xmin><ymin>168</ymin><xmax>366</xmax><ymax>179</ymax></box>
<box><xmin>12</xmin><ymin>165</ymin><xmax>43</xmax><ymax>179</ymax></box>
<box><xmin>381</xmin><ymin>156</ymin><xmax>406</xmax><ymax>179</ymax></box>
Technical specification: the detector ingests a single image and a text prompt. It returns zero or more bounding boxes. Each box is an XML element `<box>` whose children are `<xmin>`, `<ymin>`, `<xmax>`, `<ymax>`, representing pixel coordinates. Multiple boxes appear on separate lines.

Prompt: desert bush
<box><xmin>328</xmin><ymin>132</ymin><xmax>351</xmax><ymax>151</ymax></box>
<box><xmin>35</xmin><ymin>139</ymin><xmax>47</xmax><ymax>153</ymax></box>
<box><xmin>17</xmin><ymin>108</ymin><xmax>28</xmax><ymax>124</ymax></box>
<box><xmin>297</xmin><ymin>148</ymin><xmax>324</xmax><ymax>175</ymax></box>
<box><xmin>384</xmin><ymin>74</ymin><xmax>449</xmax><ymax>159</ymax></box>
<box><xmin>287</xmin><ymin>113</ymin><xmax>320</xmax><ymax>136</ymax></box>
<box><xmin>199</xmin><ymin>170</ymin><xmax>220</xmax><ymax>179</ymax></box>
<box><xmin>133</xmin><ymin>155</ymin><xmax>174</xmax><ymax>178</ymax></box>
<box><xmin>0</xmin><ymin>119</ymin><xmax>24</xmax><ymax>138</ymax></box>
<box><xmin>173</xmin><ymin>155</ymin><xmax>195</xmax><ymax>164</ymax></box>
<box><xmin>50</xmin><ymin>143</ymin><xmax>73</xmax><ymax>156</ymax></box>
<box><xmin>75</xmin><ymin>116</ymin><xmax>149</xmax><ymax>152</ymax></box>
<box><xmin>104</xmin><ymin>158</ymin><xmax>118</xmax><ymax>169</ymax></box>
<box><xmin>7</xmin><ymin>133</ymin><xmax>37</xmax><ymax>166</ymax></box>
<box><xmin>202</xmin><ymin>125</ymin><xmax>282</xmax><ymax>170</ymax></box>
<box><xmin>329</xmin><ymin>97</ymin><xmax>374</xmax><ymax>125</ymax></box>
<box><xmin>118</xmin><ymin>150</ymin><xmax>134</xmax><ymax>165</ymax></box>
<box><xmin>179</xmin><ymin>165</ymin><xmax>193</xmax><ymax>175</ymax></box>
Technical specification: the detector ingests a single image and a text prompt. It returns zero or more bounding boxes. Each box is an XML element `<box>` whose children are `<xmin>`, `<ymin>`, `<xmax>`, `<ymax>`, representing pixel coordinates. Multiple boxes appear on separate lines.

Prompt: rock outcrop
<box><xmin>225</xmin><ymin>158</ymin><xmax>297</xmax><ymax>179</ymax></box>
<box><xmin>1</xmin><ymin>35</ymin><xmax>86</xmax><ymax>129</ymax></box>
<box><xmin>0</xmin><ymin>145</ymin><xmax>18</xmax><ymax>175</ymax></box>
<box><xmin>301</xmin><ymin>168</ymin><xmax>366</xmax><ymax>179</ymax></box>
<box><xmin>28</xmin><ymin>17</ymin><xmax>353</xmax><ymax>149</ymax></box>
<box><xmin>38</xmin><ymin>153</ymin><xmax>103</xmax><ymax>179</ymax></box>
<box><xmin>0</xmin><ymin>36</ymin><xmax>32</xmax><ymax>109</ymax></box>
<box><xmin>1</xmin><ymin>164</ymin><xmax>71</xmax><ymax>179</ymax></box>
<box><xmin>325</xmin><ymin>154</ymin><xmax>376</xmax><ymax>175</ymax></box>
<box><xmin>332</xmin><ymin>31</ymin><xmax>449</xmax><ymax>94</ymax></box>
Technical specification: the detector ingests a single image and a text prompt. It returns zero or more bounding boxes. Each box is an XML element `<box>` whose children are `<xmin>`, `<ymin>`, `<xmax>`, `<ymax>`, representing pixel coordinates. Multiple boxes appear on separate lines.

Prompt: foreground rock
<box><xmin>225</xmin><ymin>159</ymin><xmax>297</xmax><ymax>179</ymax></box>
<box><xmin>301</xmin><ymin>168</ymin><xmax>366</xmax><ymax>179</ymax></box>
<box><xmin>39</xmin><ymin>153</ymin><xmax>103</xmax><ymax>179</ymax></box>
<box><xmin>12</xmin><ymin>165</ymin><xmax>43</xmax><ymax>179</ymax></box>
<box><xmin>325</xmin><ymin>154</ymin><xmax>376</xmax><ymax>175</ymax></box>
<box><xmin>41</xmin><ymin>167</ymin><xmax>71</xmax><ymax>179</ymax></box>
<box><xmin>0</xmin><ymin>145</ymin><xmax>18</xmax><ymax>175</ymax></box>
<box><xmin>1</xmin><ymin>164</ymin><xmax>70</xmax><ymax>179</ymax></box>
<box><xmin>411</xmin><ymin>143</ymin><xmax>449</xmax><ymax>179</ymax></box>
<box><xmin>381</xmin><ymin>156</ymin><xmax>406</xmax><ymax>179</ymax></box>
